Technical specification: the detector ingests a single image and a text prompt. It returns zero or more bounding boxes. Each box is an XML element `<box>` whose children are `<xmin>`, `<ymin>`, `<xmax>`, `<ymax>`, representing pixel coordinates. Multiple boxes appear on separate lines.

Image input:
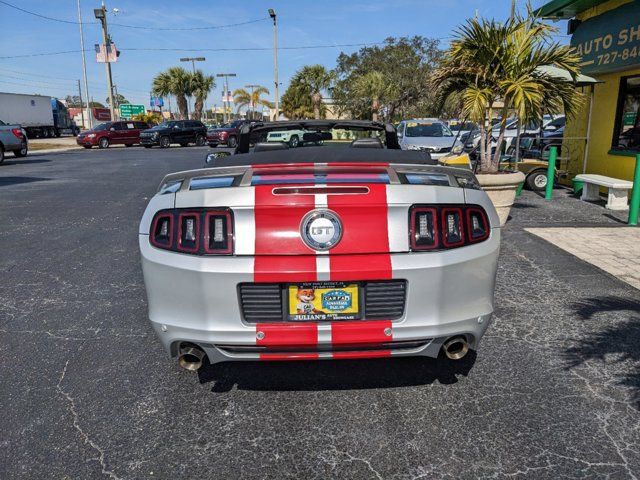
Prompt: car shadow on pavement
<box><xmin>3</xmin><ymin>158</ymin><xmax>51</xmax><ymax>166</ymax></box>
<box><xmin>197</xmin><ymin>352</ymin><xmax>477</xmax><ymax>393</ymax></box>
<box><xmin>0</xmin><ymin>176</ymin><xmax>50</xmax><ymax>187</ymax></box>
<box><xmin>563</xmin><ymin>296</ymin><xmax>640</xmax><ymax>410</ymax></box>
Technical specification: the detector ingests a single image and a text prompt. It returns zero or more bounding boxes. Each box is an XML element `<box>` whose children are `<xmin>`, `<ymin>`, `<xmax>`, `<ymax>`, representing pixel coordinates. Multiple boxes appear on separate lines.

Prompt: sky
<box><xmin>0</xmin><ymin>0</ymin><xmax>566</xmax><ymax>113</ymax></box>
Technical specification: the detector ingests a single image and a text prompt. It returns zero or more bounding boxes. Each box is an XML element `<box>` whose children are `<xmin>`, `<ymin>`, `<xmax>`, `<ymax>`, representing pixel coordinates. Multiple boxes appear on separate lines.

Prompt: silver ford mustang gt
<box><xmin>139</xmin><ymin>121</ymin><xmax>500</xmax><ymax>371</ymax></box>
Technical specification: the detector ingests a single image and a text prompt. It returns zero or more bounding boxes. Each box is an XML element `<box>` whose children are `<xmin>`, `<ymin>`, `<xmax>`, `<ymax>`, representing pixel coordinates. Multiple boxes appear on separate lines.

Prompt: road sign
<box><xmin>119</xmin><ymin>104</ymin><xmax>145</xmax><ymax>118</ymax></box>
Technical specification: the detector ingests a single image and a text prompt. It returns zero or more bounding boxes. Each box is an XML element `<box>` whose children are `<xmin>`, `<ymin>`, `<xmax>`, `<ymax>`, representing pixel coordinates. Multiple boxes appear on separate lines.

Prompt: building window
<box><xmin>612</xmin><ymin>75</ymin><xmax>640</xmax><ymax>152</ymax></box>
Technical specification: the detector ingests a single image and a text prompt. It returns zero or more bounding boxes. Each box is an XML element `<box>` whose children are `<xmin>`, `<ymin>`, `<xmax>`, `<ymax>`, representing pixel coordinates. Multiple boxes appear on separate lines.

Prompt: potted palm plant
<box><xmin>432</xmin><ymin>10</ymin><xmax>582</xmax><ymax>225</ymax></box>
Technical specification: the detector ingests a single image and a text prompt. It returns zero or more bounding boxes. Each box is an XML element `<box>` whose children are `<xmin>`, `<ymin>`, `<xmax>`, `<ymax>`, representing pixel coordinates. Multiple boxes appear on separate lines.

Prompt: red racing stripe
<box><xmin>328</xmin><ymin>183</ymin><xmax>392</xmax><ymax>280</ymax></box>
<box><xmin>331</xmin><ymin>320</ymin><xmax>392</xmax><ymax>345</ymax></box>
<box><xmin>253</xmin><ymin>184</ymin><xmax>316</xmax><ymax>282</ymax></box>
<box><xmin>256</xmin><ymin>323</ymin><xmax>318</xmax><ymax>347</ymax></box>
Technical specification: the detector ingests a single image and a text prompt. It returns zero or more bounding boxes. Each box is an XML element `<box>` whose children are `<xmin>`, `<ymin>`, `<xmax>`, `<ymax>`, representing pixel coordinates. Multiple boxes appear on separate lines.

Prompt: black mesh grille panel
<box><xmin>238</xmin><ymin>284</ymin><xmax>284</xmax><ymax>322</ymax></box>
<box><xmin>364</xmin><ymin>281</ymin><xmax>407</xmax><ymax>319</ymax></box>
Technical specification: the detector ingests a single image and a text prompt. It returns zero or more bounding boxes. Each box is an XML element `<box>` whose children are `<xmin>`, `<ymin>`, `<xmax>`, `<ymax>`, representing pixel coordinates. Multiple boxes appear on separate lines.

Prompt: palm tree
<box><xmin>352</xmin><ymin>71</ymin><xmax>388</xmax><ymax>122</ymax></box>
<box><xmin>431</xmin><ymin>11</ymin><xmax>582</xmax><ymax>173</ymax></box>
<box><xmin>232</xmin><ymin>86</ymin><xmax>273</xmax><ymax>120</ymax></box>
<box><xmin>297</xmin><ymin>65</ymin><xmax>334</xmax><ymax>119</ymax></box>
<box><xmin>191</xmin><ymin>71</ymin><xmax>215</xmax><ymax>121</ymax></box>
<box><xmin>151</xmin><ymin>66</ymin><xmax>193</xmax><ymax>120</ymax></box>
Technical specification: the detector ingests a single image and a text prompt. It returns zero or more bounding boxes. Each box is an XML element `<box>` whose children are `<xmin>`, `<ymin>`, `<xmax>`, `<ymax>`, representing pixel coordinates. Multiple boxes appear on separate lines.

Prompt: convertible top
<box><xmin>212</xmin><ymin>145</ymin><xmax>436</xmax><ymax>167</ymax></box>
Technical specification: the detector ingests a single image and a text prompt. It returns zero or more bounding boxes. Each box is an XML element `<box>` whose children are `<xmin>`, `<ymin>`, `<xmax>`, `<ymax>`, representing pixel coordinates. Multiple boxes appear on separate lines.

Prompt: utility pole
<box><xmin>94</xmin><ymin>2</ymin><xmax>116</xmax><ymax>121</ymax></box>
<box><xmin>268</xmin><ymin>9</ymin><xmax>279</xmax><ymax>121</ymax></box>
<box><xmin>245</xmin><ymin>84</ymin><xmax>259</xmax><ymax>119</ymax></box>
<box><xmin>180</xmin><ymin>57</ymin><xmax>205</xmax><ymax>119</ymax></box>
<box><xmin>216</xmin><ymin>73</ymin><xmax>236</xmax><ymax>123</ymax></box>
<box><xmin>77</xmin><ymin>0</ymin><xmax>92</xmax><ymax>129</ymax></box>
<box><xmin>77</xmin><ymin>80</ymin><xmax>86</xmax><ymax>129</ymax></box>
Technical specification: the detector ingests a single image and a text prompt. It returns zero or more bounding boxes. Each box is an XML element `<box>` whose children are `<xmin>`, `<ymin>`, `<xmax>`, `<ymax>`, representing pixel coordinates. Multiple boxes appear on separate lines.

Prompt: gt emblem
<box><xmin>301</xmin><ymin>210</ymin><xmax>342</xmax><ymax>251</ymax></box>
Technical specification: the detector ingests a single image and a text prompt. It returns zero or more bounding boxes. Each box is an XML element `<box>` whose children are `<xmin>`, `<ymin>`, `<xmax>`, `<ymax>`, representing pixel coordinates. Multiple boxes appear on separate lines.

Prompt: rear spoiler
<box><xmin>158</xmin><ymin>163</ymin><xmax>481</xmax><ymax>194</ymax></box>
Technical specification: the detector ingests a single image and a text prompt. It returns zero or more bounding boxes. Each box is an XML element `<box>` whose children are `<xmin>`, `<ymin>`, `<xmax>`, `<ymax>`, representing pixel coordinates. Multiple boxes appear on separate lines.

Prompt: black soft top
<box><xmin>212</xmin><ymin>146</ymin><xmax>436</xmax><ymax>167</ymax></box>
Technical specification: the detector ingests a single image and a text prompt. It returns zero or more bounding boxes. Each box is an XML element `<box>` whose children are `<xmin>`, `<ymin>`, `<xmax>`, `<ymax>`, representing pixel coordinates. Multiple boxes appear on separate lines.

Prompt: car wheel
<box><xmin>526</xmin><ymin>170</ymin><xmax>548</xmax><ymax>191</ymax></box>
<box><xmin>0</xmin><ymin>145</ymin><xmax>4</xmax><ymax>164</ymax></box>
<box><xmin>195</xmin><ymin>135</ymin><xmax>205</xmax><ymax>146</ymax></box>
<box><xmin>227</xmin><ymin>136</ymin><xmax>237</xmax><ymax>148</ymax></box>
<box><xmin>98</xmin><ymin>137</ymin><xmax>109</xmax><ymax>149</ymax></box>
<box><xmin>14</xmin><ymin>143</ymin><xmax>28</xmax><ymax>157</ymax></box>
<box><xmin>160</xmin><ymin>136</ymin><xmax>171</xmax><ymax>148</ymax></box>
<box><xmin>289</xmin><ymin>135</ymin><xmax>300</xmax><ymax>148</ymax></box>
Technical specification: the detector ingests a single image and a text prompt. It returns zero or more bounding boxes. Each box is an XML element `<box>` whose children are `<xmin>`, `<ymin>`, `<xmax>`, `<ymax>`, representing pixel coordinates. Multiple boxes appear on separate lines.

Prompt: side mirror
<box><xmin>397</xmin><ymin>131</ymin><xmax>403</xmax><ymax>139</ymax></box>
<box><xmin>174</xmin><ymin>125</ymin><xmax>180</xmax><ymax>129</ymax></box>
<box><xmin>109</xmin><ymin>127</ymin><xmax>115</xmax><ymax>132</ymax></box>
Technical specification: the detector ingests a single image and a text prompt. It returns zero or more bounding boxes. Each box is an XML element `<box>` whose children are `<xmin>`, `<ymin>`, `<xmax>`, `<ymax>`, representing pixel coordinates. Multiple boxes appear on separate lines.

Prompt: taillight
<box><xmin>149</xmin><ymin>208</ymin><xmax>233</xmax><ymax>255</ymax></box>
<box><xmin>11</xmin><ymin>128</ymin><xmax>22</xmax><ymax>139</ymax></box>
<box><xmin>409</xmin><ymin>205</ymin><xmax>490</xmax><ymax>251</ymax></box>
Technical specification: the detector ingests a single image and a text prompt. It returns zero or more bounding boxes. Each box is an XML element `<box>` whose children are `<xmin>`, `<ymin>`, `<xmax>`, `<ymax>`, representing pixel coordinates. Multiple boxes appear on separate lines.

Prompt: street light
<box><xmin>180</xmin><ymin>57</ymin><xmax>205</xmax><ymax>119</ymax></box>
<box><xmin>268</xmin><ymin>8</ymin><xmax>279</xmax><ymax>121</ymax></box>
<box><xmin>216</xmin><ymin>73</ymin><xmax>236</xmax><ymax>123</ymax></box>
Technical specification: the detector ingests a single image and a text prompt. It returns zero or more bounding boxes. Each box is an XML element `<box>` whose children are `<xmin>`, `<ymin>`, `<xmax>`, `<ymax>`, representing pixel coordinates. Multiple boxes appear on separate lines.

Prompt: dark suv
<box><xmin>140</xmin><ymin>120</ymin><xmax>207</xmax><ymax>148</ymax></box>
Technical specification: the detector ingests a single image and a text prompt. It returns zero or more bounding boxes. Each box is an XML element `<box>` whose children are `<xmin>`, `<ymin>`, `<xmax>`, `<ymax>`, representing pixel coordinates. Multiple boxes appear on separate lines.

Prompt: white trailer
<box><xmin>0</xmin><ymin>92</ymin><xmax>56</xmax><ymax>138</ymax></box>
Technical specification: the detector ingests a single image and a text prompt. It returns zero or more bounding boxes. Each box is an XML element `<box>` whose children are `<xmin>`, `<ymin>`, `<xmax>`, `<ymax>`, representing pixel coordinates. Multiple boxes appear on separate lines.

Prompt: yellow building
<box><xmin>539</xmin><ymin>0</ymin><xmax>640</xmax><ymax>182</ymax></box>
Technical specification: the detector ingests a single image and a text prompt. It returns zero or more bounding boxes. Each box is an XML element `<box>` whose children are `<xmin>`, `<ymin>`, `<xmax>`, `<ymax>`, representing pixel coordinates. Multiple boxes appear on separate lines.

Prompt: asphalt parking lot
<box><xmin>2</xmin><ymin>146</ymin><xmax>639</xmax><ymax>479</ymax></box>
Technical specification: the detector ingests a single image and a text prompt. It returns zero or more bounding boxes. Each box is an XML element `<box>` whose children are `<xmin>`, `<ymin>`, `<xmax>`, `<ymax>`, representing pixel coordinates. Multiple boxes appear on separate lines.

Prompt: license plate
<box><xmin>287</xmin><ymin>282</ymin><xmax>359</xmax><ymax>321</ymax></box>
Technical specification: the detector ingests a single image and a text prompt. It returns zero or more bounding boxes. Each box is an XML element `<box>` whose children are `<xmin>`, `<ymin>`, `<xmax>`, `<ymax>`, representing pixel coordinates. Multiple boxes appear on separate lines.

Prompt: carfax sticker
<box><xmin>288</xmin><ymin>282</ymin><xmax>359</xmax><ymax>321</ymax></box>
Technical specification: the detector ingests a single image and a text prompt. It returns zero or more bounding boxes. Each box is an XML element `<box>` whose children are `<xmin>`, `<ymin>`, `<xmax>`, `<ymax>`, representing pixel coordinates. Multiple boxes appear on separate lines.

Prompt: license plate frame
<box><xmin>286</xmin><ymin>281</ymin><xmax>361</xmax><ymax>322</ymax></box>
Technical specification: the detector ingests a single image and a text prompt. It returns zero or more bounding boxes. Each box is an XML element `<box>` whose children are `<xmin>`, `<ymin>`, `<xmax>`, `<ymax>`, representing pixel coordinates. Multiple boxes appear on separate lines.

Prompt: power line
<box><xmin>0</xmin><ymin>0</ymin><xmax>268</xmax><ymax>31</ymax></box>
<box><xmin>0</xmin><ymin>42</ymin><xmax>388</xmax><ymax>60</ymax></box>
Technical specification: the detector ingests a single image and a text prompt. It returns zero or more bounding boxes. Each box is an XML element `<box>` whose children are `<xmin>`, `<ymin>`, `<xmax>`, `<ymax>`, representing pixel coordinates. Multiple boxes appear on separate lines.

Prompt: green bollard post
<box><xmin>516</xmin><ymin>181</ymin><xmax>524</xmax><ymax>197</ymax></box>
<box><xmin>628</xmin><ymin>154</ymin><xmax>640</xmax><ymax>226</ymax></box>
<box><xmin>545</xmin><ymin>146</ymin><xmax>557</xmax><ymax>201</ymax></box>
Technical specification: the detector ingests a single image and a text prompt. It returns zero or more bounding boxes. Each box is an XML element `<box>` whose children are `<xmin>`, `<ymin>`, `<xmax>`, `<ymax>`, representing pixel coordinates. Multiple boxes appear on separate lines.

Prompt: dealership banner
<box><xmin>570</xmin><ymin>2</ymin><xmax>640</xmax><ymax>74</ymax></box>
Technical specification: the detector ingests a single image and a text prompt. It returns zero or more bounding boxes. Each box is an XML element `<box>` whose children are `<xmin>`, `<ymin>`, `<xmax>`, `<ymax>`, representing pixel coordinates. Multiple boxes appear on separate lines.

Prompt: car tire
<box><xmin>227</xmin><ymin>136</ymin><xmax>237</xmax><ymax>148</ymax></box>
<box><xmin>14</xmin><ymin>143</ymin><xmax>28</xmax><ymax>157</ymax></box>
<box><xmin>0</xmin><ymin>145</ymin><xmax>4</xmax><ymax>164</ymax></box>
<box><xmin>289</xmin><ymin>135</ymin><xmax>300</xmax><ymax>148</ymax></box>
<box><xmin>98</xmin><ymin>137</ymin><xmax>109</xmax><ymax>149</ymax></box>
<box><xmin>160</xmin><ymin>136</ymin><xmax>171</xmax><ymax>148</ymax></box>
<box><xmin>195</xmin><ymin>135</ymin><xmax>205</xmax><ymax>146</ymax></box>
<box><xmin>526</xmin><ymin>170</ymin><xmax>548</xmax><ymax>191</ymax></box>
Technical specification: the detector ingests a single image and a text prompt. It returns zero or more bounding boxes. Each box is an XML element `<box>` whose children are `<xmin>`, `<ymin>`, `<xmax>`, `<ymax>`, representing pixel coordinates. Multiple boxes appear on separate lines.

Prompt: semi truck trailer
<box><xmin>0</xmin><ymin>92</ymin><xmax>77</xmax><ymax>138</ymax></box>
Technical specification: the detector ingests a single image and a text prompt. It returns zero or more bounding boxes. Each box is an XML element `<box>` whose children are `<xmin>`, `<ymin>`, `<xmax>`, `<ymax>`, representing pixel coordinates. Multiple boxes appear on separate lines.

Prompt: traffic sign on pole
<box><xmin>119</xmin><ymin>104</ymin><xmax>145</xmax><ymax>118</ymax></box>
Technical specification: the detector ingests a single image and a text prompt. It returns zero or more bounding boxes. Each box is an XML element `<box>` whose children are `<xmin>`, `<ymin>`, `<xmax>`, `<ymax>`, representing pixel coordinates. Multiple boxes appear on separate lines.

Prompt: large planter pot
<box><xmin>476</xmin><ymin>171</ymin><xmax>526</xmax><ymax>226</ymax></box>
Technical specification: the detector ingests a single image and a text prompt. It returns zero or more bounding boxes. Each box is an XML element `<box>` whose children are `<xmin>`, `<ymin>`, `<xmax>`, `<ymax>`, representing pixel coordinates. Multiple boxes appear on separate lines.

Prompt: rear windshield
<box><xmin>405</xmin><ymin>122</ymin><xmax>452</xmax><ymax>137</ymax></box>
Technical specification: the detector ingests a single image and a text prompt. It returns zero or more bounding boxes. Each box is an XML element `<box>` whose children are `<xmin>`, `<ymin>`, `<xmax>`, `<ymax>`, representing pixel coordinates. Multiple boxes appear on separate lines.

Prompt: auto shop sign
<box><xmin>570</xmin><ymin>2</ymin><xmax>640</xmax><ymax>74</ymax></box>
<box><xmin>119</xmin><ymin>104</ymin><xmax>145</xmax><ymax>118</ymax></box>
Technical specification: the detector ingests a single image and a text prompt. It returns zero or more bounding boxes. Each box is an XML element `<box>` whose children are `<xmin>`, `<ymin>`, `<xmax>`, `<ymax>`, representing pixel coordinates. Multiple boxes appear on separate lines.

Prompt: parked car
<box><xmin>140</xmin><ymin>120</ymin><xmax>207</xmax><ymax>148</ymax></box>
<box><xmin>139</xmin><ymin>119</ymin><xmax>500</xmax><ymax>371</ymax></box>
<box><xmin>396</xmin><ymin>119</ymin><xmax>463</xmax><ymax>159</ymax></box>
<box><xmin>448</xmin><ymin>121</ymin><xmax>479</xmax><ymax>140</ymax></box>
<box><xmin>0</xmin><ymin>119</ymin><xmax>28</xmax><ymax>163</ymax></box>
<box><xmin>266</xmin><ymin>128</ymin><xmax>318</xmax><ymax>147</ymax></box>
<box><xmin>76</xmin><ymin>120</ymin><xmax>150</xmax><ymax>149</ymax></box>
<box><xmin>206</xmin><ymin>119</ymin><xmax>253</xmax><ymax>148</ymax></box>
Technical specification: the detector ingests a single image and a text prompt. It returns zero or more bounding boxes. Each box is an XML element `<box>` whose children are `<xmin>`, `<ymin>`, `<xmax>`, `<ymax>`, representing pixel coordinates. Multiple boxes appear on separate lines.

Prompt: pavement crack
<box><xmin>56</xmin><ymin>359</ymin><xmax>121</xmax><ymax>480</ymax></box>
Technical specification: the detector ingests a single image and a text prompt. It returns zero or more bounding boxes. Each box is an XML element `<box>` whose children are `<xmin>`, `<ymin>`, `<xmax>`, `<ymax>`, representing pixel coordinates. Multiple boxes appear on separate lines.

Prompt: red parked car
<box><xmin>76</xmin><ymin>121</ymin><xmax>149</xmax><ymax>149</ymax></box>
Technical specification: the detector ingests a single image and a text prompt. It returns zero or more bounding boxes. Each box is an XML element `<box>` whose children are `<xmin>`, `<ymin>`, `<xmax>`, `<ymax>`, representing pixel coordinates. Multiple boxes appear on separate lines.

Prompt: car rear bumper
<box><xmin>140</xmin><ymin>230</ymin><xmax>500</xmax><ymax>363</ymax></box>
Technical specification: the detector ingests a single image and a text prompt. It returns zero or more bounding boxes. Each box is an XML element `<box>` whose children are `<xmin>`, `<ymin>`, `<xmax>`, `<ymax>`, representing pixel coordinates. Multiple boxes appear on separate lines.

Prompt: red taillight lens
<box><xmin>409</xmin><ymin>205</ymin><xmax>490</xmax><ymax>251</ymax></box>
<box><xmin>149</xmin><ymin>209</ymin><xmax>233</xmax><ymax>255</ymax></box>
<box><xmin>11</xmin><ymin>128</ymin><xmax>22</xmax><ymax>139</ymax></box>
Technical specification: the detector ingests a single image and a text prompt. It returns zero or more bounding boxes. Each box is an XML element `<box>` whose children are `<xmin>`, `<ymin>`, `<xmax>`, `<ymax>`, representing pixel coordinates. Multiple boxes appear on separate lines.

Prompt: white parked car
<box><xmin>266</xmin><ymin>128</ymin><xmax>319</xmax><ymax>148</ymax></box>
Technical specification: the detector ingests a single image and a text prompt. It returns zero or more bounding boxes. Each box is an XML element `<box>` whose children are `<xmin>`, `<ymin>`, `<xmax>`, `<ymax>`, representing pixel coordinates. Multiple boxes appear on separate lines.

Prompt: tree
<box><xmin>132</xmin><ymin>111</ymin><xmax>162</xmax><ymax>126</ymax></box>
<box><xmin>191</xmin><ymin>71</ymin><xmax>215</xmax><ymax>121</ymax></box>
<box><xmin>333</xmin><ymin>36</ymin><xmax>442</xmax><ymax>121</ymax></box>
<box><xmin>431</xmin><ymin>10</ymin><xmax>582</xmax><ymax>173</ymax></box>
<box><xmin>352</xmin><ymin>71</ymin><xmax>389</xmax><ymax>121</ymax></box>
<box><xmin>152</xmin><ymin>66</ymin><xmax>193</xmax><ymax>119</ymax></box>
<box><xmin>296</xmin><ymin>65</ymin><xmax>334</xmax><ymax>119</ymax></box>
<box><xmin>105</xmin><ymin>93</ymin><xmax>129</xmax><ymax>106</ymax></box>
<box><xmin>281</xmin><ymin>70</ymin><xmax>328</xmax><ymax>119</ymax></box>
<box><xmin>232</xmin><ymin>86</ymin><xmax>273</xmax><ymax>120</ymax></box>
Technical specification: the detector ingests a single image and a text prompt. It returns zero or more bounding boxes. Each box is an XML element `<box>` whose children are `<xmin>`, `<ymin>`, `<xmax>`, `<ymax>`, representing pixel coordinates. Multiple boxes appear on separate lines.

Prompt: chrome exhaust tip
<box><xmin>442</xmin><ymin>336</ymin><xmax>469</xmax><ymax>360</ymax></box>
<box><xmin>177</xmin><ymin>345</ymin><xmax>206</xmax><ymax>371</ymax></box>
